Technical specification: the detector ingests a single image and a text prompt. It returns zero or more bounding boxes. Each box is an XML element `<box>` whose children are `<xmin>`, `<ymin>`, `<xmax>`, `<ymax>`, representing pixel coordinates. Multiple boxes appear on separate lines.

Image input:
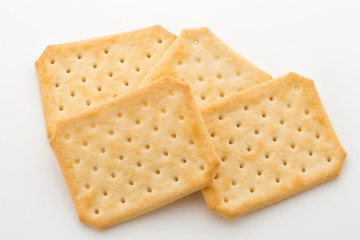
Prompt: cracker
<box><xmin>49</xmin><ymin>75</ymin><xmax>219</xmax><ymax>230</ymax></box>
<box><xmin>35</xmin><ymin>25</ymin><xmax>177</xmax><ymax>138</ymax></box>
<box><xmin>201</xmin><ymin>72</ymin><xmax>346</xmax><ymax>218</ymax></box>
<box><xmin>140</xmin><ymin>27</ymin><xmax>272</xmax><ymax>107</ymax></box>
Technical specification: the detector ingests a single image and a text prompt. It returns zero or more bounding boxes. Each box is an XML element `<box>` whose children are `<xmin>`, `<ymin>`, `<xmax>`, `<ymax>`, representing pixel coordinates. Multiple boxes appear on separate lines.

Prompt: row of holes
<box><xmin>213</xmin><ymin>86</ymin><xmax>302</xmax><ymax>118</ymax></box>
<box><xmin>54</xmin><ymin>77</ymin><xmax>123</xmax><ymax>84</ymax></box>
<box><xmin>65</xmin><ymin>106</ymin><xmax>189</xmax><ymax>143</ymax></box>
<box><xmin>61</xmin><ymin>64</ymin><xmax>141</xmax><ymax>75</ymax></box>
<box><xmin>212</xmin><ymin>109</ymin><xmax>314</xmax><ymax>141</ymax></box>
<box><xmin>57</xmin><ymin>94</ymin><xmax>127</xmax><ymax>111</ymax></box>
<box><xmin>58</xmin><ymin>102</ymin><xmax>93</xmax><ymax>111</ymax></box>
<box><xmin>222</xmin><ymin>177</ymin><xmax>286</xmax><ymax>203</ymax></box>
<box><xmin>176</xmin><ymin>59</ymin><xmax>243</xmax><ymax>80</ymax></box>
<box><xmin>55</xmin><ymin>85</ymin><xmax>128</xmax><ymax>101</ymax></box>
<box><xmin>67</xmin><ymin>129</ymin><xmax>185</xmax><ymax>141</ymax></box>
<box><xmin>201</xmin><ymin>91</ymin><xmax>225</xmax><ymax>101</ymax></box>
<box><xmin>217</xmin><ymin>107</ymin><xmax>309</xmax><ymax>120</ymax></box>
<box><xmin>49</xmin><ymin>38</ymin><xmax>164</xmax><ymax>65</ymax></box>
<box><xmin>74</xmin><ymin>154</ymin><xmax>195</xmax><ymax>168</ymax></box>
<box><xmin>56</xmin><ymin>87</ymin><xmax>178</xmax><ymax>112</ymax></box>
<box><xmin>56</xmin><ymin>82</ymin><xmax>128</xmax><ymax>91</ymax></box>
<box><xmin>216</xmin><ymin>155</ymin><xmax>323</xmax><ymax>180</ymax></box>
<box><xmin>73</xmin><ymin>137</ymin><xmax>195</xmax><ymax>153</ymax></box>
<box><xmin>221</xmin><ymin>154</ymin><xmax>331</xmax><ymax>168</ymax></box>
<box><xmin>64</xmin><ymin>109</ymin><xmax>186</xmax><ymax>142</ymax></box>
<box><xmin>85</xmin><ymin>172</ymin><xmax>180</xmax><ymax>196</ymax></box>
<box><xmin>214</xmin><ymin>134</ymin><xmax>321</xmax><ymax>152</ymax></box>
<box><xmin>55</xmin><ymin>78</ymin><xmax>130</xmax><ymax>92</ymax></box>
<box><xmin>117</xmin><ymin>114</ymin><xmax>184</xmax><ymax>121</ymax></box>
<box><xmin>88</xmin><ymin>121</ymin><xmax>184</xmax><ymax>135</ymax></box>
<box><xmin>77</xmin><ymin>161</ymin><xmax>204</xmax><ymax>180</ymax></box>
<box><xmin>215</xmin><ymin>138</ymin><xmax>330</xmax><ymax>158</ymax></box>
<box><xmin>178</xmin><ymin>57</ymin><xmax>223</xmax><ymax>65</ymax></box>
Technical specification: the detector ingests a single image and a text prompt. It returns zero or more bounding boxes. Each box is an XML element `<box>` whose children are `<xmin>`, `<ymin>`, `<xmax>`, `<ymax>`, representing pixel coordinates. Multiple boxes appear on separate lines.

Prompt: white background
<box><xmin>0</xmin><ymin>0</ymin><xmax>359</xmax><ymax>239</ymax></box>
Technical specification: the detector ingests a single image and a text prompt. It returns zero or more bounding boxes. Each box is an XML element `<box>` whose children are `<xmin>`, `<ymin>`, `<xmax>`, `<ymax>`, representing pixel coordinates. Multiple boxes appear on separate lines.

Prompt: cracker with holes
<box><xmin>201</xmin><ymin>72</ymin><xmax>346</xmax><ymax>218</ymax></box>
<box><xmin>35</xmin><ymin>25</ymin><xmax>177</xmax><ymax>138</ymax></box>
<box><xmin>140</xmin><ymin>27</ymin><xmax>272</xmax><ymax>106</ymax></box>
<box><xmin>50</xmin><ymin>75</ymin><xmax>219</xmax><ymax>230</ymax></box>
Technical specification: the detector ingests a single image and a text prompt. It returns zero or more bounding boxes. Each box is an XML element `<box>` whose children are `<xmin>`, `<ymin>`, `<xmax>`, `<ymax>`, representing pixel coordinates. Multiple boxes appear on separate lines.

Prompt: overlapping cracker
<box><xmin>201</xmin><ymin>72</ymin><xmax>346</xmax><ymax>218</ymax></box>
<box><xmin>140</xmin><ymin>27</ymin><xmax>272</xmax><ymax>106</ymax></box>
<box><xmin>35</xmin><ymin>25</ymin><xmax>177</xmax><ymax>138</ymax></box>
<box><xmin>50</xmin><ymin>75</ymin><xmax>219</xmax><ymax>230</ymax></box>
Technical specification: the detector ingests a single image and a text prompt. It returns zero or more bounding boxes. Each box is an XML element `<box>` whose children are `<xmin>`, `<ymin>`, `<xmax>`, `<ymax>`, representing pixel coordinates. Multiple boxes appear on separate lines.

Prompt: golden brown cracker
<box><xmin>36</xmin><ymin>25</ymin><xmax>176</xmax><ymax>138</ymax></box>
<box><xmin>140</xmin><ymin>27</ymin><xmax>272</xmax><ymax>107</ymax></box>
<box><xmin>201</xmin><ymin>72</ymin><xmax>346</xmax><ymax>218</ymax></box>
<box><xmin>50</xmin><ymin>75</ymin><xmax>219</xmax><ymax>230</ymax></box>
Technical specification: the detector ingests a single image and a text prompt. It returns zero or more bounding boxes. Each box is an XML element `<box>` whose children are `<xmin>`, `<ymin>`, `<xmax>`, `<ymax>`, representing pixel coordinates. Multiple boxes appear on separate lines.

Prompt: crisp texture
<box><xmin>201</xmin><ymin>72</ymin><xmax>346</xmax><ymax>219</ymax></box>
<box><xmin>35</xmin><ymin>25</ymin><xmax>177</xmax><ymax>138</ymax></box>
<box><xmin>140</xmin><ymin>27</ymin><xmax>272</xmax><ymax>107</ymax></box>
<box><xmin>49</xmin><ymin>75</ymin><xmax>219</xmax><ymax>230</ymax></box>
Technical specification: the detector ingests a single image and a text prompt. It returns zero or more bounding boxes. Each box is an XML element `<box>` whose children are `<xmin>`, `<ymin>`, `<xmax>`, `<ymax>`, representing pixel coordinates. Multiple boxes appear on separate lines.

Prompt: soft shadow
<box><xmin>202</xmin><ymin>173</ymin><xmax>347</xmax><ymax>227</ymax></box>
<box><xmin>79</xmin><ymin>161</ymin><xmax>348</xmax><ymax>233</ymax></box>
<box><xmin>104</xmin><ymin>191</ymin><xmax>207</xmax><ymax>232</ymax></box>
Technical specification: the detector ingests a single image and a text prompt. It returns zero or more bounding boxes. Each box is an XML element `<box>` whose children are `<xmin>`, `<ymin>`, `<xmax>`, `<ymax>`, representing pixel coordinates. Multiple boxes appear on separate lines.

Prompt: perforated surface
<box><xmin>201</xmin><ymin>73</ymin><xmax>346</xmax><ymax>218</ymax></box>
<box><xmin>50</xmin><ymin>76</ymin><xmax>219</xmax><ymax>230</ymax></box>
<box><xmin>140</xmin><ymin>27</ymin><xmax>272</xmax><ymax>106</ymax></box>
<box><xmin>35</xmin><ymin>25</ymin><xmax>177</xmax><ymax>137</ymax></box>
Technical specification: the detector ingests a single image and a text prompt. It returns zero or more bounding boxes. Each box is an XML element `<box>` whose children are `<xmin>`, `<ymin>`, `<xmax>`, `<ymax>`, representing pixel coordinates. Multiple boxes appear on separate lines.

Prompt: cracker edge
<box><xmin>200</xmin><ymin>72</ymin><xmax>347</xmax><ymax>219</ymax></box>
<box><xmin>35</xmin><ymin>25</ymin><xmax>177</xmax><ymax>139</ymax></box>
<box><xmin>140</xmin><ymin>26</ymin><xmax>272</xmax><ymax>87</ymax></box>
<box><xmin>49</xmin><ymin>75</ymin><xmax>220</xmax><ymax>230</ymax></box>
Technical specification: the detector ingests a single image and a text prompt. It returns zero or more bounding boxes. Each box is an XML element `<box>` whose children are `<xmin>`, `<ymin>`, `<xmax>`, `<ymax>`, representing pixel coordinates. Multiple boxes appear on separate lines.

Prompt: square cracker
<box><xmin>201</xmin><ymin>72</ymin><xmax>346</xmax><ymax>218</ymax></box>
<box><xmin>35</xmin><ymin>25</ymin><xmax>177</xmax><ymax>138</ymax></box>
<box><xmin>49</xmin><ymin>75</ymin><xmax>219</xmax><ymax>230</ymax></box>
<box><xmin>140</xmin><ymin>27</ymin><xmax>272</xmax><ymax>106</ymax></box>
